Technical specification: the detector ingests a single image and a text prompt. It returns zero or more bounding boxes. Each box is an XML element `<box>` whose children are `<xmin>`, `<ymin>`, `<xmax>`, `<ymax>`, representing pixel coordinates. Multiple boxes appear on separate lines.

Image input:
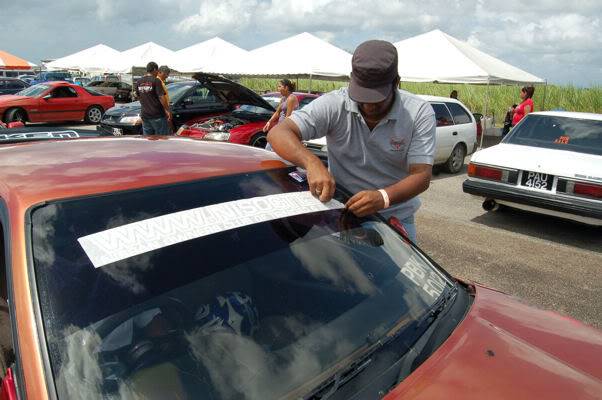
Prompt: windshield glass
<box><xmin>31</xmin><ymin>168</ymin><xmax>453</xmax><ymax>400</ymax></box>
<box><xmin>15</xmin><ymin>83</ymin><xmax>50</xmax><ymax>97</ymax></box>
<box><xmin>166</xmin><ymin>82</ymin><xmax>197</xmax><ymax>103</ymax></box>
<box><xmin>233</xmin><ymin>104</ymin><xmax>273</xmax><ymax>116</ymax></box>
<box><xmin>262</xmin><ymin>95</ymin><xmax>281</xmax><ymax>109</ymax></box>
<box><xmin>505</xmin><ymin>114</ymin><xmax>602</xmax><ymax>156</ymax></box>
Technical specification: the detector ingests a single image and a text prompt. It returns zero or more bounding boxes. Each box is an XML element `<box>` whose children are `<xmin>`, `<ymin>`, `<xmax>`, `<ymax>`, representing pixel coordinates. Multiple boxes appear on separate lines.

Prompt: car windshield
<box><xmin>166</xmin><ymin>82</ymin><xmax>197</xmax><ymax>103</ymax></box>
<box><xmin>262</xmin><ymin>95</ymin><xmax>281</xmax><ymax>109</ymax></box>
<box><xmin>44</xmin><ymin>72</ymin><xmax>71</xmax><ymax>81</ymax></box>
<box><xmin>233</xmin><ymin>104</ymin><xmax>273</xmax><ymax>116</ymax></box>
<box><xmin>31</xmin><ymin>168</ymin><xmax>453</xmax><ymax>400</ymax></box>
<box><xmin>505</xmin><ymin>114</ymin><xmax>602</xmax><ymax>156</ymax></box>
<box><xmin>15</xmin><ymin>83</ymin><xmax>50</xmax><ymax>97</ymax></box>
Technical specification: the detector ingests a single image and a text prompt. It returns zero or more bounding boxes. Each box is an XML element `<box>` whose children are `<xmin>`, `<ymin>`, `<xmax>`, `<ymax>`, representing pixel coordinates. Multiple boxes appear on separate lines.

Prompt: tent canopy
<box><xmin>45</xmin><ymin>44</ymin><xmax>122</xmax><ymax>73</ymax></box>
<box><xmin>394</xmin><ymin>30</ymin><xmax>544</xmax><ymax>84</ymax></box>
<box><xmin>213</xmin><ymin>32</ymin><xmax>352</xmax><ymax>78</ymax></box>
<box><xmin>174</xmin><ymin>37</ymin><xmax>248</xmax><ymax>73</ymax></box>
<box><xmin>118</xmin><ymin>42</ymin><xmax>176</xmax><ymax>73</ymax></box>
<box><xmin>0</xmin><ymin>50</ymin><xmax>33</xmax><ymax>70</ymax></box>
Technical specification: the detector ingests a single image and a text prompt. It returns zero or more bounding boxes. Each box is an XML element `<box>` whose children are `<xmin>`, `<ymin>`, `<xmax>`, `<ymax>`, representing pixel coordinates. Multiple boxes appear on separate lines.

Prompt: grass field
<box><xmin>241</xmin><ymin>77</ymin><xmax>602</xmax><ymax>125</ymax></box>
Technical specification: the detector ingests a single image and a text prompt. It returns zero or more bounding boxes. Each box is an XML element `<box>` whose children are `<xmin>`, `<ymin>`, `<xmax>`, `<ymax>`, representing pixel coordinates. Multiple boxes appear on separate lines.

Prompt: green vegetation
<box><xmin>241</xmin><ymin>77</ymin><xmax>602</xmax><ymax>125</ymax></box>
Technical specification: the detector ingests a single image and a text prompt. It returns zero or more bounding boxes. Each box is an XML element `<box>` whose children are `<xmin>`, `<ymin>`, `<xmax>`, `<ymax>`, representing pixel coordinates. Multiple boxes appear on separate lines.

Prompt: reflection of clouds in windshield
<box><xmin>32</xmin><ymin>204</ymin><xmax>59</xmax><ymax>268</ymax></box>
<box><xmin>95</xmin><ymin>211</ymin><xmax>156</xmax><ymax>295</ymax></box>
<box><xmin>185</xmin><ymin>314</ymin><xmax>355</xmax><ymax>400</ymax></box>
<box><xmin>289</xmin><ymin>227</ymin><xmax>376</xmax><ymax>296</ymax></box>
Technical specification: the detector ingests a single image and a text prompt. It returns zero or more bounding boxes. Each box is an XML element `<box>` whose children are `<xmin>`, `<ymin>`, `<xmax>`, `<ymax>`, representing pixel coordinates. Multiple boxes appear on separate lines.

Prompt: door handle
<box><xmin>452</xmin><ymin>131</ymin><xmax>458</xmax><ymax>135</ymax></box>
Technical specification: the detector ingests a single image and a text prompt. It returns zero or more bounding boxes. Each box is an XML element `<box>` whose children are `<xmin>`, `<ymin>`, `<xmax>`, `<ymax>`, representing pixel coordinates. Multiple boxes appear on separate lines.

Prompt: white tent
<box><xmin>212</xmin><ymin>32</ymin><xmax>352</xmax><ymax>78</ymax></box>
<box><xmin>394</xmin><ymin>30</ymin><xmax>543</xmax><ymax>84</ymax></box>
<box><xmin>45</xmin><ymin>44</ymin><xmax>123</xmax><ymax>73</ymax></box>
<box><xmin>174</xmin><ymin>37</ymin><xmax>248</xmax><ymax>73</ymax></box>
<box><xmin>117</xmin><ymin>42</ymin><xmax>176</xmax><ymax>73</ymax></box>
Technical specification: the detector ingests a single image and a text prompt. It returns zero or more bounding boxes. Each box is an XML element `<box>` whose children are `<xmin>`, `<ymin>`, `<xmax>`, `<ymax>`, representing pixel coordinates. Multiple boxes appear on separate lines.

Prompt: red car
<box><xmin>0</xmin><ymin>137</ymin><xmax>600</xmax><ymax>399</ymax></box>
<box><xmin>178</xmin><ymin>92</ymin><xmax>319</xmax><ymax>148</ymax></box>
<box><xmin>0</xmin><ymin>81</ymin><xmax>114</xmax><ymax>125</ymax></box>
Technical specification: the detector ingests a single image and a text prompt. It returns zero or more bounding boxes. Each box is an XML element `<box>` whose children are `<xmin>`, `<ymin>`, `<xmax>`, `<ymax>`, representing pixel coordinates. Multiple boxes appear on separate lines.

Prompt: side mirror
<box><xmin>387</xmin><ymin>216</ymin><xmax>411</xmax><ymax>243</ymax></box>
<box><xmin>42</xmin><ymin>94</ymin><xmax>52</xmax><ymax>100</ymax></box>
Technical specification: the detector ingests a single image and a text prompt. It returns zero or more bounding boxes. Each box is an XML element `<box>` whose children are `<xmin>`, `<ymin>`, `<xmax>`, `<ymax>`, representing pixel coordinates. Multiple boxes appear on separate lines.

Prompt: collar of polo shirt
<box><xmin>344</xmin><ymin>88</ymin><xmax>402</xmax><ymax>122</ymax></box>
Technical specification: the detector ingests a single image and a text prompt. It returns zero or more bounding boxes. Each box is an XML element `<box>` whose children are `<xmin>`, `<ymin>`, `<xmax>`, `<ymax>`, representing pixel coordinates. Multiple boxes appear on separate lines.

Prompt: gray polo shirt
<box><xmin>289</xmin><ymin>87</ymin><xmax>436</xmax><ymax>220</ymax></box>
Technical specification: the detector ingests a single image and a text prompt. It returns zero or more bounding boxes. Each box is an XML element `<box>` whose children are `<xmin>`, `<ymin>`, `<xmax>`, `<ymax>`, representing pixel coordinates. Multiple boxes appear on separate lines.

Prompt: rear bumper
<box><xmin>463</xmin><ymin>179</ymin><xmax>602</xmax><ymax>221</ymax></box>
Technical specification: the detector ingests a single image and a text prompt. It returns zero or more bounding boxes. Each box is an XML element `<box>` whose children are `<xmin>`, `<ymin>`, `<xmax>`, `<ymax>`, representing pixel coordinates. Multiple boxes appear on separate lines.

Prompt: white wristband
<box><xmin>378</xmin><ymin>189</ymin><xmax>390</xmax><ymax>209</ymax></box>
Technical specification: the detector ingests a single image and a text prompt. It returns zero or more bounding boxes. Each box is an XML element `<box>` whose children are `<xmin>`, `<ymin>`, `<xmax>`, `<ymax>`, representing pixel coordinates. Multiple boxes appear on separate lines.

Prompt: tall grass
<box><xmin>240</xmin><ymin>77</ymin><xmax>602</xmax><ymax>126</ymax></box>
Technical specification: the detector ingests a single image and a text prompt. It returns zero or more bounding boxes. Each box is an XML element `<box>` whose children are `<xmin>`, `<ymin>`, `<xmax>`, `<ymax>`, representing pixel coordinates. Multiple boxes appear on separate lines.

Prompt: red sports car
<box><xmin>0</xmin><ymin>137</ymin><xmax>600</xmax><ymax>399</ymax></box>
<box><xmin>0</xmin><ymin>81</ymin><xmax>114</xmax><ymax>125</ymax></box>
<box><xmin>177</xmin><ymin>92</ymin><xmax>319</xmax><ymax>148</ymax></box>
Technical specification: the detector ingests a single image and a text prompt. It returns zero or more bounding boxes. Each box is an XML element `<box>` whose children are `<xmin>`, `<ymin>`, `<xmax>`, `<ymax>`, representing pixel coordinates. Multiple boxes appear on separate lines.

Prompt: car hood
<box><xmin>385</xmin><ymin>284</ymin><xmax>602</xmax><ymax>400</ymax></box>
<box><xmin>105</xmin><ymin>101</ymin><xmax>142</xmax><ymax>116</ymax></box>
<box><xmin>192</xmin><ymin>72</ymin><xmax>275</xmax><ymax>111</ymax></box>
<box><xmin>470</xmin><ymin>143</ymin><xmax>602</xmax><ymax>182</ymax></box>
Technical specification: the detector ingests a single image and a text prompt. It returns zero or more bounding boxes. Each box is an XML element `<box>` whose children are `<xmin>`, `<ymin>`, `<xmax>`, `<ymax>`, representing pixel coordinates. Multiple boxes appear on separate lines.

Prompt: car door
<box><xmin>172</xmin><ymin>84</ymin><xmax>228</xmax><ymax>128</ymax></box>
<box><xmin>429</xmin><ymin>102</ymin><xmax>456</xmax><ymax>163</ymax></box>
<box><xmin>445</xmin><ymin>101</ymin><xmax>477</xmax><ymax>153</ymax></box>
<box><xmin>38</xmin><ymin>86</ymin><xmax>85</xmax><ymax>122</ymax></box>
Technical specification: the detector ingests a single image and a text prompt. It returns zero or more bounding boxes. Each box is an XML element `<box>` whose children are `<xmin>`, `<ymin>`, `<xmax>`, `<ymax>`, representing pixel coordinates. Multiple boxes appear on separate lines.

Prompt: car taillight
<box><xmin>468</xmin><ymin>163</ymin><xmax>518</xmax><ymax>184</ymax></box>
<box><xmin>574</xmin><ymin>182</ymin><xmax>602</xmax><ymax>199</ymax></box>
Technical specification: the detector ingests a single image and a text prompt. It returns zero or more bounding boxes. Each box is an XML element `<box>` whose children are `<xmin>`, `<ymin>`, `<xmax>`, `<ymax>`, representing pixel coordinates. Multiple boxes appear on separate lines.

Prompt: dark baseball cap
<box><xmin>349</xmin><ymin>40</ymin><xmax>399</xmax><ymax>103</ymax></box>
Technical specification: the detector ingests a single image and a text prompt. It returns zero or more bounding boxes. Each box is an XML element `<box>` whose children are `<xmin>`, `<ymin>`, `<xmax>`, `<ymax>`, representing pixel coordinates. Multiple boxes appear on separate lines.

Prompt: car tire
<box><xmin>249</xmin><ymin>133</ymin><xmax>268</xmax><ymax>148</ymax></box>
<box><xmin>5</xmin><ymin>108</ymin><xmax>27</xmax><ymax>124</ymax></box>
<box><xmin>444</xmin><ymin>143</ymin><xmax>466</xmax><ymax>174</ymax></box>
<box><xmin>85</xmin><ymin>106</ymin><xmax>103</xmax><ymax>124</ymax></box>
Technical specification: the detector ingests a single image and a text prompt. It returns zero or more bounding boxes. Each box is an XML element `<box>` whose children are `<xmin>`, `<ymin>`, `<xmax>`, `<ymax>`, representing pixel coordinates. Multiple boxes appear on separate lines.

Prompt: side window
<box><xmin>0</xmin><ymin>80</ymin><xmax>5</xmax><ymax>89</ymax></box>
<box><xmin>446</xmin><ymin>102</ymin><xmax>472</xmax><ymax>125</ymax></box>
<box><xmin>6</xmin><ymin>81</ymin><xmax>23</xmax><ymax>90</ymax></box>
<box><xmin>299</xmin><ymin>97</ymin><xmax>315</xmax><ymax>108</ymax></box>
<box><xmin>0</xmin><ymin>219</ymin><xmax>15</xmax><ymax>377</ymax></box>
<box><xmin>430</xmin><ymin>103</ymin><xmax>454</xmax><ymax>127</ymax></box>
<box><xmin>182</xmin><ymin>86</ymin><xmax>217</xmax><ymax>106</ymax></box>
<box><xmin>52</xmin><ymin>86</ymin><xmax>78</xmax><ymax>98</ymax></box>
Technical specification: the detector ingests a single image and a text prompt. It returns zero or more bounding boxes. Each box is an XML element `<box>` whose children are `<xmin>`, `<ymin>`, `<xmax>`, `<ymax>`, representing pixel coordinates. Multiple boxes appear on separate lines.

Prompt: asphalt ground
<box><xmin>20</xmin><ymin>127</ymin><xmax>602</xmax><ymax>328</ymax></box>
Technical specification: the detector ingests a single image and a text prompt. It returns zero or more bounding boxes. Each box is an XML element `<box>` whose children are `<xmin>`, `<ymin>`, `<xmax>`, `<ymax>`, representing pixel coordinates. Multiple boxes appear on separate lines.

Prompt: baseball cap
<box><xmin>349</xmin><ymin>40</ymin><xmax>399</xmax><ymax>103</ymax></box>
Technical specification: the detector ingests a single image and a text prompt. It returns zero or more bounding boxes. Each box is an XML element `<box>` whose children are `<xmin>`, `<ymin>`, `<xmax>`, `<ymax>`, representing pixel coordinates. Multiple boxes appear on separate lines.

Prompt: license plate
<box><xmin>521</xmin><ymin>171</ymin><xmax>554</xmax><ymax>190</ymax></box>
<box><xmin>112</xmin><ymin>128</ymin><xmax>123</xmax><ymax>136</ymax></box>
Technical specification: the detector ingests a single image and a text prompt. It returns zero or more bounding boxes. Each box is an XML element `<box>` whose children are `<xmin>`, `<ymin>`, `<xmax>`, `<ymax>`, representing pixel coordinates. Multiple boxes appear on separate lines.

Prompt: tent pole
<box><xmin>479</xmin><ymin>80</ymin><xmax>490</xmax><ymax>150</ymax></box>
<box><xmin>308</xmin><ymin>74</ymin><xmax>312</xmax><ymax>93</ymax></box>
<box><xmin>541</xmin><ymin>79</ymin><xmax>548</xmax><ymax>111</ymax></box>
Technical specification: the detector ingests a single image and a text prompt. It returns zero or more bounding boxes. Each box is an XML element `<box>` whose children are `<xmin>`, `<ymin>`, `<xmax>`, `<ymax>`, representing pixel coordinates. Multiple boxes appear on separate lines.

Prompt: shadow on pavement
<box><xmin>471</xmin><ymin>206</ymin><xmax>602</xmax><ymax>253</ymax></box>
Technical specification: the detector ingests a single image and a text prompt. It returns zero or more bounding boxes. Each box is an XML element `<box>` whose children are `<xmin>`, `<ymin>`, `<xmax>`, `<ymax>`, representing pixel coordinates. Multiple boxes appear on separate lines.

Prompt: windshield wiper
<box><xmin>417</xmin><ymin>284</ymin><xmax>458</xmax><ymax>329</ymax></box>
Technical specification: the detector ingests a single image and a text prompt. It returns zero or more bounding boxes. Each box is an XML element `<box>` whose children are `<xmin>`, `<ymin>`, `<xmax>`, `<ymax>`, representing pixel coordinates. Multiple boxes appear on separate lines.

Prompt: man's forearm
<box><xmin>384</xmin><ymin>165</ymin><xmax>432</xmax><ymax>205</ymax></box>
<box><xmin>268</xmin><ymin>119</ymin><xmax>321</xmax><ymax>169</ymax></box>
<box><xmin>160</xmin><ymin>97</ymin><xmax>170</xmax><ymax>114</ymax></box>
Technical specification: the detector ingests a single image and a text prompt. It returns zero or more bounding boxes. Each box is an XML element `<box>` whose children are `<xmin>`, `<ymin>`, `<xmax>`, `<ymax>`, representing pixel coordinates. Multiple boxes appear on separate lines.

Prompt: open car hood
<box><xmin>192</xmin><ymin>72</ymin><xmax>275</xmax><ymax>112</ymax></box>
<box><xmin>385</xmin><ymin>285</ymin><xmax>602</xmax><ymax>400</ymax></box>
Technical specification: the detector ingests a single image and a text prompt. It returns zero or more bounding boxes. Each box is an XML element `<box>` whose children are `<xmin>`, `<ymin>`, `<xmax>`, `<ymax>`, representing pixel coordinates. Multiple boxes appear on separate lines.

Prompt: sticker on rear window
<box><xmin>78</xmin><ymin>191</ymin><xmax>344</xmax><ymax>268</ymax></box>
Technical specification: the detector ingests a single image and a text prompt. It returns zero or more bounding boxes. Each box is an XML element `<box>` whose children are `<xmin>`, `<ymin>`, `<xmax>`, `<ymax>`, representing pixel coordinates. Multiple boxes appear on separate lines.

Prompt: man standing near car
<box><xmin>135</xmin><ymin>62</ymin><xmax>171</xmax><ymax>135</ymax></box>
<box><xmin>157</xmin><ymin>65</ymin><xmax>173</xmax><ymax>133</ymax></box>
<box><xmin>267</xmin><ymin>40</ymin><xmax>436</xmax><ymax>242</ymax></box>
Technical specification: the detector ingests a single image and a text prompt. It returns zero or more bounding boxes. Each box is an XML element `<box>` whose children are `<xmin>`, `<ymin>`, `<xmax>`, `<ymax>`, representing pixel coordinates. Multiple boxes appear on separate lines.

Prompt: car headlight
<box><xmin>203</xmin><ymin>131</ymin><xmax>230</xmax><ymax>141</ymax></box>
<box><xmin>119</xmin><ymin>116</ymin><xmax>142</xmax><ymax>125</ymax></box>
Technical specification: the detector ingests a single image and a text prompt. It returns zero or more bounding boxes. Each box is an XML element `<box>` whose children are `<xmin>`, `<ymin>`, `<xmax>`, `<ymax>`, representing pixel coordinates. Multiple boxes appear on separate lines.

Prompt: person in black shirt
<box><xmin>135</xmin><ymin>62</ymin><xmax>172</xmax><ymax>135</ymax></box>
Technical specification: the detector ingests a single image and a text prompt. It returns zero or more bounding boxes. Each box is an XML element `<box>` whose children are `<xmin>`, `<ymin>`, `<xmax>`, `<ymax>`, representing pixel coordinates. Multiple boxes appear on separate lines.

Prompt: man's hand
<box><xmin>346</xmin><ymin>190</ymin><xmax>385</xmax><ymax>217</ymax></box>
<box><xmin>306</xmin><ymin>158</ymin><xmax>336</xmax><ymax>202</ymax></box>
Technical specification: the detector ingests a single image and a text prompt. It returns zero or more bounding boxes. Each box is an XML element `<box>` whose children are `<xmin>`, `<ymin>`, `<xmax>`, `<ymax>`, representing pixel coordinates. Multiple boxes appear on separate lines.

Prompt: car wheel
<box><xmin>85</xmin><ymin>106</ymin><xmax>103</xmax><ymax>124</ymax></box>
<box><xmin>444</xmin><ymin>144</ymin><xmax>466</xmax><ymax>174</ymax></box>
<box><xmin>5</xmin><ymin>108</ymin><xmax>27</xmax><ymax>124</ymax></box>
<box><xmin>249</xmin><ymin>133</ymin><xmax>267</xmax><ymax>148</ymax></box>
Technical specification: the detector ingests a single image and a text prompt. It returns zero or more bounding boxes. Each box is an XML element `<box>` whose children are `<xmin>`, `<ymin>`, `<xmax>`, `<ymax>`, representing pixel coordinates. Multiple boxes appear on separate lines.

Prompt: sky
<box><xmin>1</xmin><ymin>0</ymin><xmax>601</xmax><ymax>86</ymax></box>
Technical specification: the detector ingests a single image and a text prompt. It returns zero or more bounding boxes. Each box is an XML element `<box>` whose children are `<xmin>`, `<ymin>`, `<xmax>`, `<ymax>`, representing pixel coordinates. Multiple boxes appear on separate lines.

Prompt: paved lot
<box><xmin>419</xmin><ymin>162</ymin><xmax>602</xmax><ymax>329</ymax></box>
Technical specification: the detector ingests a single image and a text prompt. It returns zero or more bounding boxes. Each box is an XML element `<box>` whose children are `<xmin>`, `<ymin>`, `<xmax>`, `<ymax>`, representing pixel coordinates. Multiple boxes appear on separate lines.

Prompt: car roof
<box><xmin>0</xmin><ymin>137</ymin><xmax>287</xmax><ymax>209</ymax></box>
<box><xmin>416</xmin><ymin>94</ymin><xmax>465</xmax><ymax>104</ymax></box>
<box><xmin>530</xmin><ymin>111</ymin><xmax>602</xmax><ymax>121</ymax></box>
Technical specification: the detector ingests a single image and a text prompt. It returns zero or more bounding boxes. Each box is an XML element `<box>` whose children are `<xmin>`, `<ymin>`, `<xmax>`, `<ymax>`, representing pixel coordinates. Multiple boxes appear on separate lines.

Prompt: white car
<box><xmin>304</xmin><ymin>95</ymin><xmax>478</xmax><ymax>173</ymax></box>
<box><xmin>463</xmin><ymin>111</ymin><xmax>602</xmax><ymax>226</ymax></box>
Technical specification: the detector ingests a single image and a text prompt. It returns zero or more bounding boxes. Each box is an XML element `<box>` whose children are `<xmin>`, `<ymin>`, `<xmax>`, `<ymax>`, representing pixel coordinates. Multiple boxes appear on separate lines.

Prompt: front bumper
<box><xmin>463</xmin><ymin>179</ymin><xmax>602</xmax><ymax>220</ymax></box>
<box><xmin>98</xmin><ymin>121</ymin><xmax>142</xmax><ymax>135</ymax></box>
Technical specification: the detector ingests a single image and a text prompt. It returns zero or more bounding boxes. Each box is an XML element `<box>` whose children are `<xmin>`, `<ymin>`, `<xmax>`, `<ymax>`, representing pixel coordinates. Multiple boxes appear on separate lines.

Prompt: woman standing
<box><xmin>512</xmin><ymin>86</ymin><xmax>535</xmax><ymax>127</ymax></box>
<box><xmin>263</xmin><ymin>79</ymin><xmax>299</xmax><ymax>134</ymax></box>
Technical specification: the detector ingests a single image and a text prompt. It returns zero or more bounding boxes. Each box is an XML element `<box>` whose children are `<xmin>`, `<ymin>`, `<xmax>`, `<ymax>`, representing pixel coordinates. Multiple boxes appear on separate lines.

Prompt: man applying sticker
<box><xmin>267</xmin><ymin>40</ymin><xmax>436</xmax><ymax>243</ymax></box>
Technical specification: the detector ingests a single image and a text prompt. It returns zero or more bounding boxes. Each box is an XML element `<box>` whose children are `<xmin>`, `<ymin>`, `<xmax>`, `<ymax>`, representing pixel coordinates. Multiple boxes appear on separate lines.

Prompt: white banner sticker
<box><xmin>78</xmin><ymin>191</ymin><xmax>344</xmax><ymax>268</ymax></box>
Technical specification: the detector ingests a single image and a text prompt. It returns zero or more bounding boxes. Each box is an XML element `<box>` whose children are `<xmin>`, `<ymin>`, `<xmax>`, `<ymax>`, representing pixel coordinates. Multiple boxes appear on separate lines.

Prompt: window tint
<box><xmin>430</xmin><ymin>103</ymin><xmax>454</xmax><ymax>127</ymax></box>
<box><xmin>181</xmin><ymin>86</ymin><xmax>218</xmax><ymax>106</ymax></box>
<box><xmin>299</xmin><ymin>97</ymin><xmax>316</xmax><ymax>108</ymax></box>
<box><xmin>52</xmin><ymin>86</ymin><xmax>78</xmax><ymax>98</ymax></box>
<box><xmin>446</xmin><ymin>102</ymin><xmax>472</xmax><ymax>125</ymax></box>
